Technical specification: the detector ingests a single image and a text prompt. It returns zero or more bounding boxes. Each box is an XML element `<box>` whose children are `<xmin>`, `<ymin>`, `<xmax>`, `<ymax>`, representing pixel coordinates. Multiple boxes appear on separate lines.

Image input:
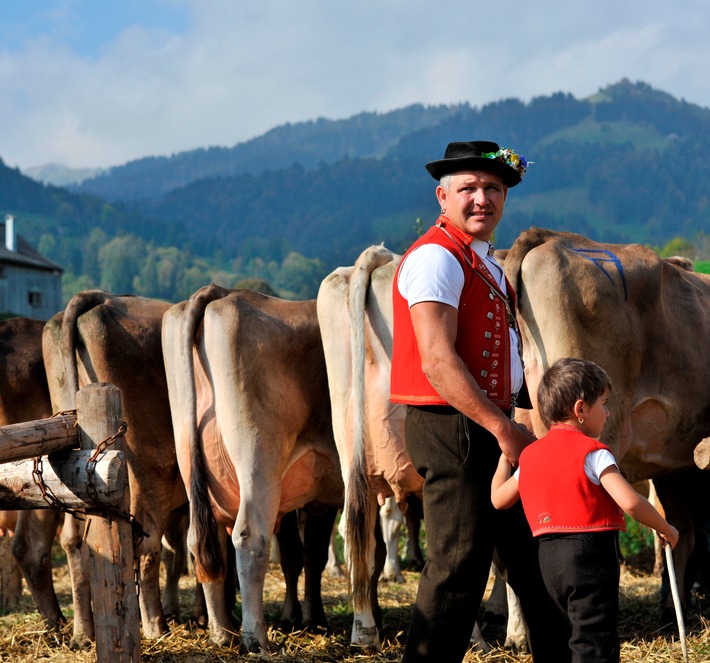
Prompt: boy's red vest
<box><xmin>518</xmin><ymin>426</ymin><xmax>626</xmax><ymax>537</ymax></box>
<box><xmin>390</xmin><ymin>217</ymin><xmax>518</xmax><ymax>409</ymax></box>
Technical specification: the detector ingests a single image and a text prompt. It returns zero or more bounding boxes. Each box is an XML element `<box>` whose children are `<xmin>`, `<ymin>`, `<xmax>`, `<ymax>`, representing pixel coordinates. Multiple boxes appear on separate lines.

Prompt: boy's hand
<box><xmin>659</xmin><ymin>525</ymin><xmax>680</xmax><ymax>550</ymax></box>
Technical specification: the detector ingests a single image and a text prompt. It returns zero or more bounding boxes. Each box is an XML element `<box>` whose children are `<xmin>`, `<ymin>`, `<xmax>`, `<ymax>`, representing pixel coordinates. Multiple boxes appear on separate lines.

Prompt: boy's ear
<box><xmin>573</xmin><ymin>399</ymin><xmax>585</xmax><ymax>420</ymax></box>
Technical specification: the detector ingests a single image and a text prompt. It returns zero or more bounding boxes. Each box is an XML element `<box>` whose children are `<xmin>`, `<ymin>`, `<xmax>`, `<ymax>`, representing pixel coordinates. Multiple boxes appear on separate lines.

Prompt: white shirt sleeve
<box><xmin>397</xmin><ymin>244</ymin><xmax>464</xmax><ymax>308</ymax></box>
<box><xmin>584</xmin><ymin>449</ymin><xmax>618</xmax><ymax>485</ymax></box>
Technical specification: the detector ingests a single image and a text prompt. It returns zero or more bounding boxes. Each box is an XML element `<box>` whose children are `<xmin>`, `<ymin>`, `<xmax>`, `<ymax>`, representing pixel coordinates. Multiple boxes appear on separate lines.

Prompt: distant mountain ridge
<box><xmin>67</xmin><ymin>104</ymin><xmax>469</xmax><ymax>201</ymax></box>
<box><xmin>22</xmin><ymin>163</ymin><xmax>106</xmax><ymax>187</ymax></box>
<box><xmin>128</xmin><ymin>79</ymin><xmax>710</xmax><ymax>265</ymax></box>
<box><xmin>4</xmin><ymin>78</ymin><xmax>710</xmax><ymax>304</ymax></box>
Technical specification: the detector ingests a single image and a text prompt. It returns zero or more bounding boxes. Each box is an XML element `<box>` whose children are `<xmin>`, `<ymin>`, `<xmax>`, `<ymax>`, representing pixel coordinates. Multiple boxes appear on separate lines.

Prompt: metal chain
<box><xmin>85</xmin><ymin>421</ymin><xmax>128</xmax><ymax>505</ymax></box>
<box><xmin>82</xmin><ymin>419</ymin><xmax>145</xmax><ymax>598</ymax></box>
<box><xmin>31</xmin><ymin>418</ymin><xmax>148</xmax><ymax>599</ymax></box>
<box><xmin>31</xmin><ymin>456</ymin><xmax>87</xmax><ymax>520</ymax></box>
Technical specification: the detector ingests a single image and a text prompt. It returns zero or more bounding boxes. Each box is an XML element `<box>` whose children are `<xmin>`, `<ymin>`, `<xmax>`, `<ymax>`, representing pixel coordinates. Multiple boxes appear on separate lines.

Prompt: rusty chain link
<box><xmin>31</xmin><ymin>455</ymin><xmax>86</xmax><ymax>521</ymax></box>
<box><xmin>85</xmin><ymin>420</ymin><xmax>128</xmax><ymax>506</ymax></box>
<box><xmin>31</xmin><ymin>417</ymin><xmax>148</xmax><ymax>598</ymax></box>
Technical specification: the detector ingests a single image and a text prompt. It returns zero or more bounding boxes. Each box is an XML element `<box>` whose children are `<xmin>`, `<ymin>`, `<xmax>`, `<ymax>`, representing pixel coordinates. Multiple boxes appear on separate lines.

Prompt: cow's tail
<box><xmin>344</xmin><ymin>244</ymin><xmax>397</xmax><ymax>610</ymax></box>
<box><xmin>502</xmin><ymin>226</ymin><xmax>554</xmax><ymax>296</ymax></box>
<box><xmin>183</xmin><ymin>283</ymin><xmax>232</xmax><ymax>582</ymax></box>
<box><xmin>59</xmin><ymin>290</ymin><xmax>115</xmax><ymax>408</ymax></box>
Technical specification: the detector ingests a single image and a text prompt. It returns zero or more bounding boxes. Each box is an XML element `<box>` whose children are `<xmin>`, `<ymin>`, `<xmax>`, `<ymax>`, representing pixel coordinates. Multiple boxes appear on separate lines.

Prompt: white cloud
<box><xmin>0</xmin><ymin>0</ymin><xmax>708</xmax><ymax>170</ymax></box>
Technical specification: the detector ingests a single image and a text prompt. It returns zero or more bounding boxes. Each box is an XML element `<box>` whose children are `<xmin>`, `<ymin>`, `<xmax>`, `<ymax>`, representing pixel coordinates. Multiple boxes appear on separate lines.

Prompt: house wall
<box><xmin>0</xmin><ymin>264</ymin><xmax>63</xmax><ymax>321</ymax></box>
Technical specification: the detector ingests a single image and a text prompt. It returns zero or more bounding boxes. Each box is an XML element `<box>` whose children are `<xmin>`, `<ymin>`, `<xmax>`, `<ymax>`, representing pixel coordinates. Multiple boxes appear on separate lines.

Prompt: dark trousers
<box><xmin>538</xmin><ymin>532</ymin><xmax>621</xmax><ymax>663</ymax></box>
<box><xmin>401</xmin><ymin>406</ymin><xmax>572</xmax><ymax>663</ymax></box>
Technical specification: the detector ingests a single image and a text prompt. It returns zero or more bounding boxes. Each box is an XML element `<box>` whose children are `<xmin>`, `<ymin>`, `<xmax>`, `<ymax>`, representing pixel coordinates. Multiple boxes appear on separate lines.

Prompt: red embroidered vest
<box><xmin>390</xmin><ymin>217</ymin><xmax>517</xmax><ymax>408</ymax></box>
<box><xmin>517</xmin><ymin>427</ymin><xmax>626</xmax><ymax>537</ymax></box>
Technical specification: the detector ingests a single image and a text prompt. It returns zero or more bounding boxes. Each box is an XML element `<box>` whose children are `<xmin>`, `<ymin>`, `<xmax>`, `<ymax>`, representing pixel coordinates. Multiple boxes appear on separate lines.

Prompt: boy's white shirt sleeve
<box><xmin>397</xmin><ymin>244</ymin><xmax>464</xmax><ymax>307</ymax></box>
<box><xmin>584</xmin><ymin>449</ymin><xmax>618</xmax><ymax>485</ymax></box>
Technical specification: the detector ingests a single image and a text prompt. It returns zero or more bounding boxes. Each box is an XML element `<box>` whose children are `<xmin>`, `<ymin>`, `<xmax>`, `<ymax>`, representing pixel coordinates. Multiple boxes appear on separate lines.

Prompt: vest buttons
<box><xmin>484</xmin><ymin>331</ymin><xmax>492</xmax><ymax>338</ymax></box>
<box><xmin>486</xmin><ymin>312</ymin><xmax>494</xmax><ymax>319</ymax></box>
<box><xmin>482</xmin><ymin>350</ymin><xmax>490</xmax><ymax>358</ymax></box>
<box><xmin>480</xmin><ymin>370</ymin><xmax>488</xmax><ymax>378</ymax></box>
<box><xmin>489</xmin><ymin>292</ymin><xmax>495</xmax><ymax>300</ymax></box>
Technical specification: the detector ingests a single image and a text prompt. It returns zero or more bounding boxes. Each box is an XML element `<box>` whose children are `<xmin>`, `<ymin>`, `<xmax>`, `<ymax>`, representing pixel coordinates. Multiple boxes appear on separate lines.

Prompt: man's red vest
<box><xmin>518</xmin><ymin>426</ymin><xmax>626</xmax><ymax>537</ymax></box>
<box><xmin>390</xmin><ymin>217</ymin><xmax>517</xmax><ymax>409</ymax></box>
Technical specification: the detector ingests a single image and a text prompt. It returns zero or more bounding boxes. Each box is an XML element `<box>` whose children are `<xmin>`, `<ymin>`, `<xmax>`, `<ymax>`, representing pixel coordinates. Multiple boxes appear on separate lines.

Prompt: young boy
<box><xmin>491</xmin><ymin>357</ymin><xmax>679</xmax><ymax>662</ymax></box>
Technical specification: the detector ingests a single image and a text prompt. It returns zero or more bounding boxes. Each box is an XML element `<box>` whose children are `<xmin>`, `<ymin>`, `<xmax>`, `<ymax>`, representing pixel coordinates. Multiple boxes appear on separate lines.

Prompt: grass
<box><xmin>0</xmin><ymin>540</ymin><xmax>708</xmax><ymax>662</ymax></box>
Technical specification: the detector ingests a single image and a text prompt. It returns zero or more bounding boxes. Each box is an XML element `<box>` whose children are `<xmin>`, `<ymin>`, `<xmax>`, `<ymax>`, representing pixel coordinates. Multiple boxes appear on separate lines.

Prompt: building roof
<box><xmin>0</xmin><ymin>235</ymin><xmax>64</xmax><ymax>273</ymax></box>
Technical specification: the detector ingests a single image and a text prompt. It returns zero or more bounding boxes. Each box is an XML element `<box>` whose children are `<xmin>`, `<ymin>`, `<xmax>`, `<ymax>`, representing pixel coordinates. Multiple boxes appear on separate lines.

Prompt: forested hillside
<box><xmin>127</xmin><ymin>79</ymin><xmax>710</xmax><ymax>269</ymax></box>
<box><xmin>70</xmin><ymin>104</ymin><xmax>468</xmax><ymax>202</ymax></box>
<box><xmin>6</xmin><ymin>79</ymin><xmax>710</xmax><ymax>304</ymax></box>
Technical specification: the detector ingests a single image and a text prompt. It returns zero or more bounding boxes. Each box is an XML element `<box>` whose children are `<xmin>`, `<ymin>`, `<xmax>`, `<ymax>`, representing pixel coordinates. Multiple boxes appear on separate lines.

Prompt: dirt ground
<box><xmin>0</xmin><ymin>545</ymin><xmax>707</xmax><ymax>662</ymax></box>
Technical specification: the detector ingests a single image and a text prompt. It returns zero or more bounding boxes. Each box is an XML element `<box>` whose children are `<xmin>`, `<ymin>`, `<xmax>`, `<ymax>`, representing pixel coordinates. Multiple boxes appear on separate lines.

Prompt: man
<box><xmin>390</xmin><ymin>140</ymin><xmax>572</xmax><ymax>662</ymax></box>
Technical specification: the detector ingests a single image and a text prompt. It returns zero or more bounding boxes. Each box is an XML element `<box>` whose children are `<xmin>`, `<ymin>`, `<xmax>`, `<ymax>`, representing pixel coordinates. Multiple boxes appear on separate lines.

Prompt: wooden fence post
<box><xmin>77</xmin><ymin>383</ymin><xmax>141</xmax><ymax>663</ymax></box>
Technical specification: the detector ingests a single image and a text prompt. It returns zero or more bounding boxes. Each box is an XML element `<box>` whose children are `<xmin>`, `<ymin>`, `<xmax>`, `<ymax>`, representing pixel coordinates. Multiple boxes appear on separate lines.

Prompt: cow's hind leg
<box><xmin>404</xmin><ymin>495</ymin><xmax>425</xmax><ymax>571</ymax></box>
<box><xmin>276</xmin><ymin>510</ymin><xmax>304</xmax><ymax>631</ymax></box>
<box><xmin>161</xmin><ymin>506</ymin><xmax>189</xmax><ymax>622</ymax></box>
<box><xmin>379</xmin><ymin>496</ymin><xmax>404</xmax><ymax>583</ymax></box>
<box><xmin>190</xmin><ymin>524</ymin><xmax>239</xmax><ymax>646</ymax></box>
<box><xmin>347</xmin><ymin>497</ymin><xmax>385</xmax><ymax>652</ymax></box>
<box><xmin>302</xmin><ymin>504</ymin><xmax>339</xmax><ymax>631</ymax></box>
<box><xmin>12</xmin><ymin>510</ymin><xmax>65</xmax><ymax>629</ymax></box>
<box><xmin>369</xmin><ymin>510</ymin><xmax>386</xmax><ymax>631</ymax></box>
<box><xmin>654</xmin><ymin>469</ymin><xmax>706</xmax><ymax>628</ymax></box>
<box><xmin>61</xmin><ymin>513</ymin><xmax>94</xmax><ymax>648</ymax></box>
<box><xmin>191</xmin><ymin>543</ymin><xmax>237</xmax><ymax>628</ymax></box>
<box><xmin>233</xmin><ymin>497</ymin><xmax>276</xmax><ymax>653</ymax></box>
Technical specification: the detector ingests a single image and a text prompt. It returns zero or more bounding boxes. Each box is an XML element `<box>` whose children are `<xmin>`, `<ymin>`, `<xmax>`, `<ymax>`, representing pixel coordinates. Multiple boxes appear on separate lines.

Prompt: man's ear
<box><xmin>435</xmin><ymin>185</ymin><xmax>447</xmax><ymax>210</ymax></box>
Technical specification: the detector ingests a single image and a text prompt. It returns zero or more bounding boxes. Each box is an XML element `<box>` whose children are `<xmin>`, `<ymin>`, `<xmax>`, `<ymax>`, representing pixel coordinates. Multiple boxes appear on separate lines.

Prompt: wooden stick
<box><xmin>665</xmin><ymin>543</ymin><xmax>689</xmax><ymax>663</ymax></box>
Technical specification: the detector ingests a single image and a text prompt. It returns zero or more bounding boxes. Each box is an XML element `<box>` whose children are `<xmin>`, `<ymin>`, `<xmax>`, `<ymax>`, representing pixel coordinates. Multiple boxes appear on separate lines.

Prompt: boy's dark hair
<box><xmin>537</xmin><ymin>357</ymin><xmax>612</xmax><ymax>428</ymax></box>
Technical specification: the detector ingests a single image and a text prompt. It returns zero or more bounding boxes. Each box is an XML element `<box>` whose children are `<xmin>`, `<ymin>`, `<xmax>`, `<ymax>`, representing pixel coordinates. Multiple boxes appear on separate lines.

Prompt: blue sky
<box><xmin>1</xmin><ymin>0</ymin><xmax>709</xmax><ymax>170</ymax></box>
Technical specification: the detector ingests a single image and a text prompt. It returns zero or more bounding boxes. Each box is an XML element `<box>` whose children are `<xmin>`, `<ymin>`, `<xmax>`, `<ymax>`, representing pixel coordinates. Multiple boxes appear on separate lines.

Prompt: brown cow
<box><xmin>41</xmin><ymin>291</ymin><xmax>187</xmax><ymax>646</ymax></box>
<box><xmin>318</xmin><ymin>245</ymin><xmax>533</xmax><ymax>651</ymax></box>
<box><xmin>161</xmin><ymin>284</ymin><xmax>343</xmax><ymax>652</ymax></box>
<box><xmin>317</xmin><ymin>245</ymin><xmax>423</xmax><ymax>650</ymax></box>
<box><xmin>504</xmin><ymin>227</ymin><xmax>710</xmax><ymax>615</ymax></box>
<box><xmin>0</xmin><ymin>318</ymin><xmax>56</xmax><ymax>615</ymax></box>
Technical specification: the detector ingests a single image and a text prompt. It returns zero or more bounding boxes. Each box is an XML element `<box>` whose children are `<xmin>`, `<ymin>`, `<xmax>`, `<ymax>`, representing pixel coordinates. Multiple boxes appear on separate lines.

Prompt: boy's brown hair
<box><xmin>537</xmin><ymin>357</ymin><xmax>612</xmax><ymax>429</ymax></box>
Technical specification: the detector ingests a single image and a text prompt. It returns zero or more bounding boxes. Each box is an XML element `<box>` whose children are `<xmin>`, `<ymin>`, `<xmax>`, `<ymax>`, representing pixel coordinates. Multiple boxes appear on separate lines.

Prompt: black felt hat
<box><xmin>425</xmin><ymin>140</ymin><xmax>523</xmax><ymax>187</ymax></box>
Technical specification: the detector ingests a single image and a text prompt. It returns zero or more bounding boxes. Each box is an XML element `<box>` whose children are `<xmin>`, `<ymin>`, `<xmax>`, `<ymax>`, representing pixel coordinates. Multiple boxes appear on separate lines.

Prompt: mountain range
<box><xmin>4</xmin><ymin>78</ymin><xmax>710</xmax><ymax>302</ymax></box>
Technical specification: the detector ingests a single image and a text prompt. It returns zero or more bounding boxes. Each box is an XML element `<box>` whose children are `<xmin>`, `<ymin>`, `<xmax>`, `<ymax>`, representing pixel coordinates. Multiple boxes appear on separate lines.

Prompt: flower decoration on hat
<box><xmin>482</xmin><ymin>148</ymin><xmax>531</xmax><ymax>180</ymax></box>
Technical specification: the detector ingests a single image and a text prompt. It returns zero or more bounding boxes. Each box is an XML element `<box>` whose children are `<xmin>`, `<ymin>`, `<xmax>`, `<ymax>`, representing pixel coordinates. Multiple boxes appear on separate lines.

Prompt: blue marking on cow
<box><xmin>568</xmin><ymin>247</ymin><xmax>628</xmax><ymax>300</ymax></box>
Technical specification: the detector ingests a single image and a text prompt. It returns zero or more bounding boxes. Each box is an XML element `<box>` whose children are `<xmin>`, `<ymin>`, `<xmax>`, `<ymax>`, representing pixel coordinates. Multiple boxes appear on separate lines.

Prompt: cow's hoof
<box><xmin>279</xmin><ymin>617</ymin><xmax>304</xmax><ymax>633</ymax></box>
<box><xmin>143</xmin><ymin>617</ymin><xmax>169</xmax><ymax>639</ymax></box>
<box><xmin>240</xmin><ymin>636</ymin><xmax>272</xmax><ymax>654</ymax></box>
<box><xmin>188</xmin><ymin>613</ymin><xmax>209</xmax><ymax>629</ymax></box>
<box><xmin>504</xmin><ymin>638</ymin><xmax>529</xmax><ymax>654</ymax></box>
<box><xmin>209</xmin><ymin>627</ymin><xmax>239</xmax><ymax>648</ymax></box>
<box><xmin>69</xmin><ymin>634</ymin><xmax>94</xmax><ymax>651</ymax></box>
<box><xmin>349</xmin><ymin>642</ymin><xmax>380</xmax><ymax>655</ymax></box>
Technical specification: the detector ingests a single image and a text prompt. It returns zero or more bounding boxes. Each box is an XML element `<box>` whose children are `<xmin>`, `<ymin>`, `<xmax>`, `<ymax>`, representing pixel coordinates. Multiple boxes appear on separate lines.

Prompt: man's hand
<box><xmin>496</xmin><ymin>420</ymin><xmax>536</xmax><ymax>466</ymax></box>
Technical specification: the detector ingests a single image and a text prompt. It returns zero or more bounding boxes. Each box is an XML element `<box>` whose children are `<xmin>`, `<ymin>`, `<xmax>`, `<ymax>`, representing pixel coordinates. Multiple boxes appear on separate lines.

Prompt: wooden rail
<box><xmin>0</xmin><ymin>383</ymin><xmax>141</xmax><ymax>662</ymax></box>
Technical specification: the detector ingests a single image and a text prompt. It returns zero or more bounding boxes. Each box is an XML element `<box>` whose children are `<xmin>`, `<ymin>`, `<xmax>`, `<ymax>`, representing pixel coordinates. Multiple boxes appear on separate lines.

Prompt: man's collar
<box><xmin>437</xmin><ymin>215</ymin><xmax>495</xmax><ymax>259</ymax></box>
<box><xmin>436</xmin><ymin>215</ymin><xmax>473</xmax><ymax>247</ymax></box>
<box><xmin>471</xmin><ymin>238</ymin><xmax>494</xmax><ymax>261</ymax></box>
